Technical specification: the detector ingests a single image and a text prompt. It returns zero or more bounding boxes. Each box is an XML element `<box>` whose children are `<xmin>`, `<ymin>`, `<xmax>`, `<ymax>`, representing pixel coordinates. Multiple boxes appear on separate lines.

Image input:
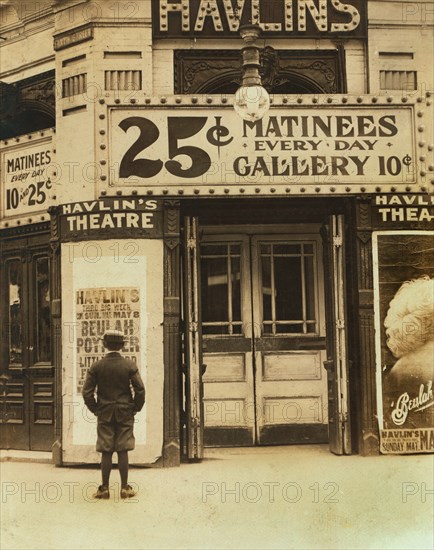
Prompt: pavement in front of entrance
<box><xmin>1</xmin><ymin>445</ymin><xmax>433</xmax><ymax>550</ymax></box>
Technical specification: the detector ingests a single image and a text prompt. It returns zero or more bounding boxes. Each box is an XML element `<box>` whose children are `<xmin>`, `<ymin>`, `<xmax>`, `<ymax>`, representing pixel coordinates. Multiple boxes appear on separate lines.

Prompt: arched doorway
<box><xmin>0</xmin><ymin>71</ymin><xmax>55</xmax><ymax>139</ymax></box>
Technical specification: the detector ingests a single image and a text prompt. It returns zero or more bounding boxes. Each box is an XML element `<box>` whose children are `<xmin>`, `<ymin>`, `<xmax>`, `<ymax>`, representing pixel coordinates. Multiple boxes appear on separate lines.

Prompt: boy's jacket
<box><xmin>82</xmin><ymin>352</ymin><xmax>145</xmax><ymax>422</ymax></box>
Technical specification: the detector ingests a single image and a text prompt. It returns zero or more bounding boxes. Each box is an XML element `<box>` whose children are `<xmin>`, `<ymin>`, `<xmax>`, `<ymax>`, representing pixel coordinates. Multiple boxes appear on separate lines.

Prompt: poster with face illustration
<box><xmin>373</xmin><ymin>231</ymin><xmax>434</xmax><ymax>454</ymax></box>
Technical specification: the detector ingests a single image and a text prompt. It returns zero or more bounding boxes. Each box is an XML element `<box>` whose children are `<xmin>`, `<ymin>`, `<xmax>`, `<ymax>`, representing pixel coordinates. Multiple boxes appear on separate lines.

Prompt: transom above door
<box><xmin>200</xmin><ymin>226</ymin><xmax>329</xmax><ymax>447</ymax></box>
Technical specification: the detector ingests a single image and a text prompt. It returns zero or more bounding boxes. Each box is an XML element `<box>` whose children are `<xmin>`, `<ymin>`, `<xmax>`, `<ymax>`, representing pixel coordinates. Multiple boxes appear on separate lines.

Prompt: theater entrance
<box><xmin>183</xmin><ymin>213</ymin><xmax>352</xmax><ymax>458</ymax></box>
<box><xmin>199</xmin><ymin>226</ymin><xmax>329</xmax><ymax>447</ymax></box>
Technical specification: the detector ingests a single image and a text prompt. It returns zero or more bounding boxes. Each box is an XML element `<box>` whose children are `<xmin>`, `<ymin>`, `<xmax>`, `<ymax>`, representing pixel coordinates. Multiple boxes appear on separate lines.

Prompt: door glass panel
<box><xmin>260</xmin><ymin>242</ymin><xmax>318</xmax><ymax>335</ymax></box>
<box><xmin>304</xmin><ymin>255</ymin><xmax>316</xmax><ymax>331</ymax></box>
<box><xmin>200</xmin><ymin>244</ymin><xmax>242</xmax><ymax>335</ymax></box>
<box><xmin>275</xmin><ymin>256</ymin><xmax>303</xmax><ymax>321</ymax></box>
<box><xmin>8</xmin><ymin>260</ymin><xmax>23</xmax><ymax>365</ymax></box>
<box><xmin>274</xmin><ymin>244</ymin><xmax>301</xmax><ymax>255</ymax></box>
<box><xmin>231</xmin><ymin>256</ymin><xmax>241</xmax><ymax>329</ymax></box>
<box><xmin>261</xmin><ymin>255</ymin><xmax>272</xmax><ymax>323</ymax></box>
<box><xmin>35</xmin><ymin>257</ymin><xmax>51</xmax><ymax>362</ymax></box>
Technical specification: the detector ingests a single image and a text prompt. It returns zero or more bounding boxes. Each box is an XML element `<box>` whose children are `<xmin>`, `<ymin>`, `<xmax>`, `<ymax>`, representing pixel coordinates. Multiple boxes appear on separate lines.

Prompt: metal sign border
<box><xmin>98</xmin><ymin>93</ymin><xmax>433</xmax><ymax>197</ymax></box>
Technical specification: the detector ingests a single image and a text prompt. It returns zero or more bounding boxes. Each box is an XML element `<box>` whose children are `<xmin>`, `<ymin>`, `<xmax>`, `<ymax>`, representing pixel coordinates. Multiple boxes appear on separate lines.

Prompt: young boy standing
<box><xmin>82</xmin><ymin>329</ymin><xmax>145</xmax><ymax>499</ymax></box>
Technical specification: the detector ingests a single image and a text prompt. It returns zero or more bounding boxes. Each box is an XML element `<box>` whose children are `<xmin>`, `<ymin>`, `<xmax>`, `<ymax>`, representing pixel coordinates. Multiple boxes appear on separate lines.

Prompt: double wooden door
<box><xmin>0</xmin><ymin>234</ymin><xmax>55</xmax><ymax>451</ymax></box>
<box><xmin>199</xmin><ymin>227</ymin><xmax>329</xmax><ymax>447</ymax></box>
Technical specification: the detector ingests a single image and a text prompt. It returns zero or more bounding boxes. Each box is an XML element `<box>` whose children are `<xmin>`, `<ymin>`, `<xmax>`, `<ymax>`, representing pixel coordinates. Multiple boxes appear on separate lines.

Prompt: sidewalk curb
<box><xmin>0</xmin><ymin>450</ymin><xmax>53</xmax><ymax>464</ymax></box>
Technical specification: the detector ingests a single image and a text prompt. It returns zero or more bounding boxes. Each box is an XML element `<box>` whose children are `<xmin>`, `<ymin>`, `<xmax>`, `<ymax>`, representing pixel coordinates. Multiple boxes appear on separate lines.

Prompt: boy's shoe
<box><xmin>93</xmin><ymin>485</ymin><xmax>110</xmax><ymax>499</ymax></box>
<box><xmin>120</xmin><ymin>484</ymin><xmax>136</xmax><ymax>499</ymax></box>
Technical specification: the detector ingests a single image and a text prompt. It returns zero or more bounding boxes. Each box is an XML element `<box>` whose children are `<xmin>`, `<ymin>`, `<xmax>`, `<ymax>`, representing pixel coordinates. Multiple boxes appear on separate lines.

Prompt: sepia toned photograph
<box><xmin>1</xmin><ymin>1</ymin><xmax>433</xmax><ymax>549</ymax></box>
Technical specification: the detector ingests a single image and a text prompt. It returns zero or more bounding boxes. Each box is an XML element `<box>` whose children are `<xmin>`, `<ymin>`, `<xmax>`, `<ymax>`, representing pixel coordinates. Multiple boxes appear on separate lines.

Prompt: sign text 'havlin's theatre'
<box><xmin>154</xmin><ymin>0</ymin><xmax>366</xmax><ymax>37</ymax></box>
<box><xmin>58</xmin><ymin>199</ymin><xmax>164</xmax><ymax>240</ymax></box>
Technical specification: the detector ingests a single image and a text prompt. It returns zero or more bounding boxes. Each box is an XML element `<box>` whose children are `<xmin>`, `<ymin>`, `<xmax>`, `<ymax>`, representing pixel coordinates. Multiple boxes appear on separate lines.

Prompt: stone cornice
<box><xmin>368</xmin><ymin>21</ymin><xmax>434</xmax><ymax>29</ymax></box>
<box><xmin>53</xmin><ymin>18</ymin><xmax>151</xmax><ymax>38</ymax></box>
<box><xmin>0</xmin><ymin>56</ymin><xmax>54</xmax><ymax>80</ymax></box>
<box><xmin>0</xmin><ymin>17</ymin><xmax>54</xmax><ymax>46</ymax></box>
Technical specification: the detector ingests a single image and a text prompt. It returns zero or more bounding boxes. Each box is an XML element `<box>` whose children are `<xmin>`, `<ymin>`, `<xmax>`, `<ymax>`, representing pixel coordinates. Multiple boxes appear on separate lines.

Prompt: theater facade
<box><xmin>0</xmin><ymin>1</ymin><xmax>433</xmax><ymax>466</ymax></box>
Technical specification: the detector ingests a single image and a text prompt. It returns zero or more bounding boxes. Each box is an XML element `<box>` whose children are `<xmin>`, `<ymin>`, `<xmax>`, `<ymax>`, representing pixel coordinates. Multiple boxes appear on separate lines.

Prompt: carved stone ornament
<box><xmin>357</xmin><ymin>231</ymin><xmax>372</xmax><ymax>245</ymax></box>
<box><xmin>175</xmin><ymin>49</ymin><xmax>344</xmax><ymax>95</ymax></box>
<box><xmin>0</xmin><ymin>71</ymin><xmax>55</xmax><ymax>138</ymax></box>
<box><xmin>357</xmin><ymin>200</ymin><xmax>372</xmax><ymax>229</ymax></box>
<box><xmin>17</xmin><ymin>71</ymin><xmax>55</xmax><ymax>116</ymax></box>
<box><xmin>164</xmin><ymin>239</ymin><xmax>179</xmax><ymax>251</ymax></box>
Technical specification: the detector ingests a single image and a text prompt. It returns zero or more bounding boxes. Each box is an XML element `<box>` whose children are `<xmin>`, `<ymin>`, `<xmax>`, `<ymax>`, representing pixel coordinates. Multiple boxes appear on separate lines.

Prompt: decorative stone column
<box><xmin>163</xmin><ymin>200</ymin><xmax>182</xmax><ymax>466</ymax></box>
<box><xmin>354</xmin><ymin>197</ymin><xmax>380</xmax><ymax>456</ymax></box>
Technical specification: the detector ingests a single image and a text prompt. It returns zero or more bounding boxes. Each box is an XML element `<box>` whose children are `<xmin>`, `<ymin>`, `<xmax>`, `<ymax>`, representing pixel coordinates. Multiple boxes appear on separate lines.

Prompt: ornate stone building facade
<box><xmin>1</xmin><ymin>1</ymin><xmax>433</xmax><ymax>466</ymax></box>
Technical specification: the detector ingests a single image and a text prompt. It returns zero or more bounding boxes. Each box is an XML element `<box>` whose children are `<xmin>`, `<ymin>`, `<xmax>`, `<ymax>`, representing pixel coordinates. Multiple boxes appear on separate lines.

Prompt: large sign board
<box><xmin>58</xmin><ymin>198</ymin><xmax>164</xmax><ymax>241</ymax></box>
<box><xmin>153</xmin><ymin>0</ymin><xmax>367</xmax><ymax>38</ymax></box>
<box><xmin>104</xmin><ymin>97</ymin><xmax>431</xmax><ymax>195</ymax></box>
<box><xmin>373</xmin><ymin>231</ymin><xmax>434</xmax><ymax>454</ymax></box>
<box><xmin>373</xmin><ymin>195</ymin><xmax>434</xmax><ymax>227</ymax></box>
<box><xmin>1</xmin><ymin>131</ymin><xmax>55</xmax><ymax>220</ymax></box>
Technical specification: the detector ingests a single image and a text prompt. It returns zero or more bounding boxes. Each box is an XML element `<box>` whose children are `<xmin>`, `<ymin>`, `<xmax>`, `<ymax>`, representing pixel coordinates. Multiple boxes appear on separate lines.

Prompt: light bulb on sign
<box><xmin>234</xmin><ymin>85</ymin><xmax>270</xmax><ymax>122</ymax></box>
<box><xmin>234</xmin><ymin>24</ymin><xmax>270</xmax><ymax>122</ymax></box>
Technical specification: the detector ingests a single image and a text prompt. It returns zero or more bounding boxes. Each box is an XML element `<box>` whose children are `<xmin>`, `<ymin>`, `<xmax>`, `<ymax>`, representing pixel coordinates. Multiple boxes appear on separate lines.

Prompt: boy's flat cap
<box><xmin>102</xmin><ymin>330</ymin><xmax>126</xmax><ymax>344</ymax></box>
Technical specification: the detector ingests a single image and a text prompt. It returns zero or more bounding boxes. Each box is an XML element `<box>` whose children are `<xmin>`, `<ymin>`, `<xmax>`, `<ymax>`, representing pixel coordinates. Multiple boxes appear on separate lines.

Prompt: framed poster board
<box><xmin>373</xmin><ymin>231</ymin><xmax>434</xmax><ymax>454</ymax></box>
